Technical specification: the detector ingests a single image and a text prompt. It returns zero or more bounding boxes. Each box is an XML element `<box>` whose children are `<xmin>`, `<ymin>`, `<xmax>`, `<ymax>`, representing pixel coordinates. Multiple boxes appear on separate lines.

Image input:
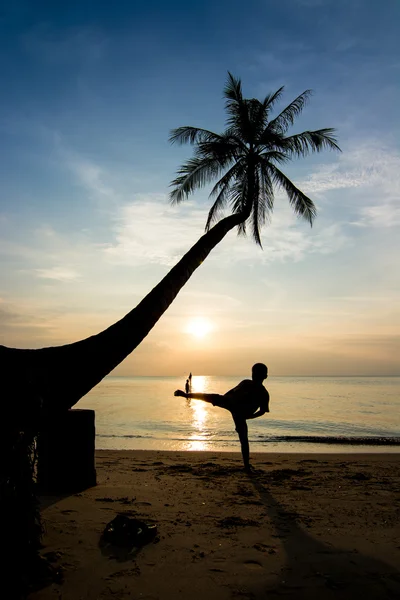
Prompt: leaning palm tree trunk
<box><xmin>2</xmin><ymin>209</ymin><xmax>248</xmax><ymax>417</ymax></box>
<box><xmin>2</xmin><ymin>210</ymin><xmax>247</xmax><ymax>594</ymax></box>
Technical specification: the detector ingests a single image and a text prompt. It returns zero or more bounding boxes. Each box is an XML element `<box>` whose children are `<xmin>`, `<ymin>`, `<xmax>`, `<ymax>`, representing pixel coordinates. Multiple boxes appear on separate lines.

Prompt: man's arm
<box><xmin>246</xmin><ymin>409</ymin><xmax>265</xmax><ymax>420</ymax></box>
<box><xmin>247</xmin><ymin>390</ymin><xmax>270</xmax><ymax>419</ymax></box>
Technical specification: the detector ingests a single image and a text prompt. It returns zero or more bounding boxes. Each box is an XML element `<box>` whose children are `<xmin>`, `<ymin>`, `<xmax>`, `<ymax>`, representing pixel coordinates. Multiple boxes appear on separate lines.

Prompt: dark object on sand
<box><xmin>103</xmin><ymin>515</ymin><xmax>157</xmax><ymax>548</ymax></box>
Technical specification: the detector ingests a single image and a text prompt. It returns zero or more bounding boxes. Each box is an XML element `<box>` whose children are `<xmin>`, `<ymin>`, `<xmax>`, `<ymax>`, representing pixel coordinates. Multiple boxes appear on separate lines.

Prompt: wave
<box><xmin>259</xmin><ymin>435</ymin><xmax>400</xmax><ymax>446</ymax></box>
<box><xmin>97</xmin><ymin>434</ymin><xmax>154</xmax><ymax>439</ymax></box>
<box><xmin>97</xmin><ymin>433</ymin><xmax>400</xmax><ymax>446</ymax></box>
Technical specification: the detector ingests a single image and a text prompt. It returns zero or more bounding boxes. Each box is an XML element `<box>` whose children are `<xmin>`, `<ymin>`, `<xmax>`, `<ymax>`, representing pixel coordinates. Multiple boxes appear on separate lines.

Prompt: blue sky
<box><xmin>1</xmin><ymin>0</ymin><xmax>399</xmax><ymax>376</ymax></box>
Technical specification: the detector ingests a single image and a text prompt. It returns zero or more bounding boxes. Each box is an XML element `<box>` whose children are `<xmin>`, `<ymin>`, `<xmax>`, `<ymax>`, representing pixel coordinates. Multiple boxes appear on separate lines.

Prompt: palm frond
<box><xmin>223</xmin><ymin>127</ymin><xmax>249</xmax><ymax>152</ymax></box>
<box><xmin>195</xmin><ymin>137</ymin><xmax>242</xmax><ymax>163</ymax></box>
<box><xmin>250</xmin><ymin>173</ymin><xmax>263</xmax><ymax>247</ymax></box>
<box><xmin>268</xmin><ymin>164</ymin><xmax>317</xmax><ymax>225</ymax></box>
<box><xmin>223</xmin><ymin>73</ymin><xmax>255</xmax><ymax>143</ymax></box>
<box><xmin>258</xmin><ymin>162</ymin><xmax>275</xmax><ymax>215</ymax></box>
<box><xmin>170</xmin><ymin>156</ymin><xmax>233</xmax><ymax>204</ymax></box>
<box><xmin>262</xmin><ymin>86</ymin><xmax>285</xmax><ymax>112</ymax></box>
<box><xmin>225</xmin><ymin>102</ymin><xmax>252</xmax><ymax>143</ymax></box>
<box><xmin>282</xmin><ymin>128</ymin><xmax>341</xmax><ymax>157</ymax></box>
<box><xmin>205</xmin><ymin>193</ymin><xmax>229</xmax><ymax>232</ymax></box>
<box><xmin>169</xmin><ymin>126</ymin><xmax>222</xmax><ymax>146</ymax></box>
<box><xmin>209</xmin><ymin>160</ymin><xmax>246</xmax><ymax>199</ymax></box>
<box><xmin>257</xmin><ymin>127</ymin><xmax>286</xmax><ymax>150</ymax></box>
<box><xmin>259</xmin><ymin>150</ymin><xmax>289</xmax><ymax>165</ymax></box>
<box><xmin>268</xmin><ymin>90</ymin><xmax>312</xmax><ymax>134</ymax></box>
<box><xmin>205</xmin><ymin>162</ymin><xmax>245</xmax><ymax>230</ymax></box>
<box><xmin>247</xmin><ymin>98</ymin><xmax>269</xmax><ymax>141</ymax></box>
<box><xmin>250</xmin><ymin>163</ymin><xmax>277</xmax><ymax>246</ymax></box>
<box><xmin>224</xmin><ymin>72</ymin><xmax>243</xmax><ymax>102</ymax></box>
<box><xmin>228</xmin><ymin>178</ymin><xmax>249</xmax><ymax>236</ymax></box>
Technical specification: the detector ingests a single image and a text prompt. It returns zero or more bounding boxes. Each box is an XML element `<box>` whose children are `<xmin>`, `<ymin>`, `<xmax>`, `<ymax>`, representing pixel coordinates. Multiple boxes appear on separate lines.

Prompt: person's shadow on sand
<box><xmin>248</xmin><ymin>474</ymin><xmax>400</xmax><ymax>599</ymax></box>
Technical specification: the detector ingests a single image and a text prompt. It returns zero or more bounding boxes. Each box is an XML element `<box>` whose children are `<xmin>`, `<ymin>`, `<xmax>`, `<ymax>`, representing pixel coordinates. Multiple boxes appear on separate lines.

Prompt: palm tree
<box><xmin>1</xmin><ymin>74</ymin><xmax>340</xmax><ymax>592</ymax></box>
<box><xmin>170</xmin><ymin>72</ymin><xmax>340</xmax><ymax>246</ymax></box>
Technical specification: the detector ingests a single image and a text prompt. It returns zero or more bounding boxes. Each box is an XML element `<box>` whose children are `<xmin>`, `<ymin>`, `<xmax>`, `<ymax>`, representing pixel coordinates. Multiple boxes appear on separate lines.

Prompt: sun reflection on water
<box><xmin>185</xmin><ymin>375</ymin><xmax>211</xmax><ymax>451</ymax></box>
<box><xmin>192</xmin><ymin>375</ymin><xmax>207</xmax><ymax>392</ymax></box>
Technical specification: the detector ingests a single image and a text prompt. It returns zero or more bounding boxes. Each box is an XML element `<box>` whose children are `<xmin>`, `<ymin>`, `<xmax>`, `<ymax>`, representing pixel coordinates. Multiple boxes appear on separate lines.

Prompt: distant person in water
<box><xmin>174</xmin><ymin>363</ymin><xmax>269</xmax><ymax>472</ymax></box>
<box><xmin>185</xmin><ymin>379</ymin><xmax>190</xmax><ymax>395</ymax></box>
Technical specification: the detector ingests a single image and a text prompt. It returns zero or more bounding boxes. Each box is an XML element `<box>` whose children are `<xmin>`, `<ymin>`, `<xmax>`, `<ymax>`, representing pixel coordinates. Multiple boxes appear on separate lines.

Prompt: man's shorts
<box><xmin>211</xmin><ymin>396</ymin><xmax>233</xmax><ymax>411</ymax></box>
<box><xmin>212</xmin><ymin>396</ymin><xmax>250</xmax><ymax>432</ymax></box>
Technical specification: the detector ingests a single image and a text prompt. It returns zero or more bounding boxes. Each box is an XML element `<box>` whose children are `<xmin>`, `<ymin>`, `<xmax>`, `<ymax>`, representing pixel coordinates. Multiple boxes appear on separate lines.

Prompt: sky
<box><xmin>0</xmin><ymin>0</ymin><xmax>399</xmax><ymax>377</ymax></box>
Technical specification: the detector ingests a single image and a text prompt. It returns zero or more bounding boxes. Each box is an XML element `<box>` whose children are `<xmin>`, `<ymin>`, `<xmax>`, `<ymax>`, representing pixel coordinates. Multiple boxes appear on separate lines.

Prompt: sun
<box><xmin>186</xmin><ymin>318</ymin><xmax>213</xmax><ymax>339</ymax></box>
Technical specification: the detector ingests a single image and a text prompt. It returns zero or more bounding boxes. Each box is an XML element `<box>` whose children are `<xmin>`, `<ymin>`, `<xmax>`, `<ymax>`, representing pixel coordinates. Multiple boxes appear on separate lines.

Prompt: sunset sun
<box><xmin>186</xmin><ymin>318</ymin><xmax>213</xmax><ymax>339</ymax></box>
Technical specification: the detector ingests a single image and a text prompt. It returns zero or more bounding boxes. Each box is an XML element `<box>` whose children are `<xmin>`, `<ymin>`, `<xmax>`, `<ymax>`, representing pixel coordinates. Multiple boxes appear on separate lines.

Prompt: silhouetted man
<box><xmin>174</xmin><ymin>363</ymin><xmax>269</xmax><ymax>472</ymax></box>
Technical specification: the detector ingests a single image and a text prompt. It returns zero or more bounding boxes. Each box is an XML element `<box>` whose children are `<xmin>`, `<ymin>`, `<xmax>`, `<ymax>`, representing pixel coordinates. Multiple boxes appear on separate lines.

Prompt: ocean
<box><xmin>78</xmin><ymin>376</ymin><xmax>400</xmax><ymax>453</ymax></box>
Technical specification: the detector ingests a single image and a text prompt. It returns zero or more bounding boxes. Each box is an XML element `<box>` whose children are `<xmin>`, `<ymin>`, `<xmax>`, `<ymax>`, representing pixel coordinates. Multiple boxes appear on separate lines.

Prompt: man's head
<box><xmin>251</xmin><ymin>363</ymin><xmax>268</xmax><ymax>382</ymax></box>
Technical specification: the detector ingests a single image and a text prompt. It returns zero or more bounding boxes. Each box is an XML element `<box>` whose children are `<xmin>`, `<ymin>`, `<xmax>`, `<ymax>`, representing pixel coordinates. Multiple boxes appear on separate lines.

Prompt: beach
<box><xmin>30</xmin><ymin>450</ymin><xmax>400</xmax><ymax>599</ymax></box>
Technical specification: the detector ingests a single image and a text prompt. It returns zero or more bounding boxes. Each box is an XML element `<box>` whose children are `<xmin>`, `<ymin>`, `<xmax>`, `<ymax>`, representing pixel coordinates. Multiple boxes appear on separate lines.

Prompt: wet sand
<box><xmin>30</xmin><ymin>450</ymin><xmax>400</xmax><ymax>599</ymax></box>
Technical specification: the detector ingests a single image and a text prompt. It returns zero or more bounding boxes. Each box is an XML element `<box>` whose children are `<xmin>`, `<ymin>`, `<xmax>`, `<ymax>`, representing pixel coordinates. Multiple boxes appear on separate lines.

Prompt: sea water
<box><xmin>78</xmin><ymin>376</ymin><xmax>400</xmax><ymax>453</ymax></box>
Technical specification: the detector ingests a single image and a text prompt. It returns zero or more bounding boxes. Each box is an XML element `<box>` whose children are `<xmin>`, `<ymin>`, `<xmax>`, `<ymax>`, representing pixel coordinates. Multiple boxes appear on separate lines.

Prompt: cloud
<box><xmin>298</xmin><ymin>163</ymin><xmax>365</xmax><ymax>194</ymax></box>
<box><xmin>298</xmin><ymin>143</ymin><xmax>399</xmax><ymax>195</ymax></box>
<box><xmin>297</xmin><ymin>141</ymin><xmax>400</xmax><ymax>228</ymax></box>
<box><xmin>103</xmin><ymin>198</ymin><xmax>208</xmax><ymax>266</ymax></box>
<box><xmin>53</xmin><ymin>140</ymin><xmax>370</xmax><ymax>270</ymax></box>
<box><xmin>178</xmin><ymin>291</ymin><xmax>242</xmax><ymax>312</ymax></box>
<box><xmin>35</xmin><ymin>138</ymin><xmax>399</xmax><ymax>277</ymax></box>
<box><xmin>35</xmin><ymin>267</ymin><xmax>81</xmax><ymax>282</ymax></box>
<box><xmin>69</xmin><ymin>159</ymin><xmax>114</xmax><ymax>198</ymax></box>
<box><xmin>356</xmin><ymin>204</ymin><xmax>400</xmax><ymax>228</ymax></box>
<box><xmin>0</xmin><ymin>300</ymin><xmax>57</xmax><ymax>347</ymax></box>
<box><xmin>102</xmin><ymin>196</ymin><xmax>349</xmax><ymax>268</ymax></box>
<box><xmin>57</xmin><ymin>146</ymin><xmax>116</xmax><ymax>203</ymax></box>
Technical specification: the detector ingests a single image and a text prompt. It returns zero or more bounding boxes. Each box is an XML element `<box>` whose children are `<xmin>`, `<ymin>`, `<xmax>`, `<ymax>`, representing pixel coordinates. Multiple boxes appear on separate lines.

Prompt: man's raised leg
<box><xmin>174</xmin><ymin>390</ymin><xmax>225</xmax><ymax>404</ymax></box>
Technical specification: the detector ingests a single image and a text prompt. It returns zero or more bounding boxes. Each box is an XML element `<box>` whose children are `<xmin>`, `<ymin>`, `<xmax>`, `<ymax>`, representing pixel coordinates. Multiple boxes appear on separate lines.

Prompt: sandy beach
<box><xmin>30</xmin><ymin>450</ymin><xmax>400</xmax><ymax>599</ymax></box>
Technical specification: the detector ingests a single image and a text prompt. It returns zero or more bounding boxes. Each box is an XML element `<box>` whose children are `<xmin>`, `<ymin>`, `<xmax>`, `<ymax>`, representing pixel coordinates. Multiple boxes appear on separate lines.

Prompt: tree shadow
<box><xmin>248</xmin><ymin>474</ymin><xmax>400</xmax><ymax>599</ymax></box>
<box><xmin>38</xmin><ymin>491</ymin><xmax>79</xmax><ymax>510</ymax></box>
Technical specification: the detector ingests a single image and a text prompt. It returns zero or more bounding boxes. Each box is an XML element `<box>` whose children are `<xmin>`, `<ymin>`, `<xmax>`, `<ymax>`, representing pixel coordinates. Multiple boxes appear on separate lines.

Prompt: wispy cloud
<box><xmin>103</xmin><ymin>198</ymin><xmax>207</xmax><ymax>266</ymax></box>
<box><xmin>58</xmin><ymin>146</ymin><xmax>116</xmax><ymax>201</ymax></box>
<box><xmin>102</xmin><ymin>197</ymin><xmax>349</xmax><ymax>267</ymax></box>
<box><xmin>0</xmin><ymin>223</ymin><xmax>89</xmax><ymax>284</ymax></box>
<box><xmin>297</xmin><ymin>141</ymin><xmax>400</xmax><ymax>228</ymax></box>
<box><xmin>0</xmin><ymin>299</ymin><xmax>57</xmax><ymax>347</ymax></box>
<box><xmin>356</xmin><ymin>204</ymin><xmax>400</xmax><ymax>228</ymax></box>
<box><xmin>299</xmin><ymin>143</ymin><xmax>400</xmax><ymax>194</ymax></box>
<box><xmin>108</xmin><ymin>141</ymin><xmax>399</xmax><ymax>264</ymax></box>
<box><xmin>69</xmin><ymin>158</ymin><xmax>114</xmax><ymax>198</ymax></box>
<box><xmin>35</xmin><ymin>267</ymin><xmax>81</xmax><ymax>282</ymax></box>
<box><xmin>298</xmin><ymin>163</ymin><xmax>365</xmax><ymax>194</ymax></box>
